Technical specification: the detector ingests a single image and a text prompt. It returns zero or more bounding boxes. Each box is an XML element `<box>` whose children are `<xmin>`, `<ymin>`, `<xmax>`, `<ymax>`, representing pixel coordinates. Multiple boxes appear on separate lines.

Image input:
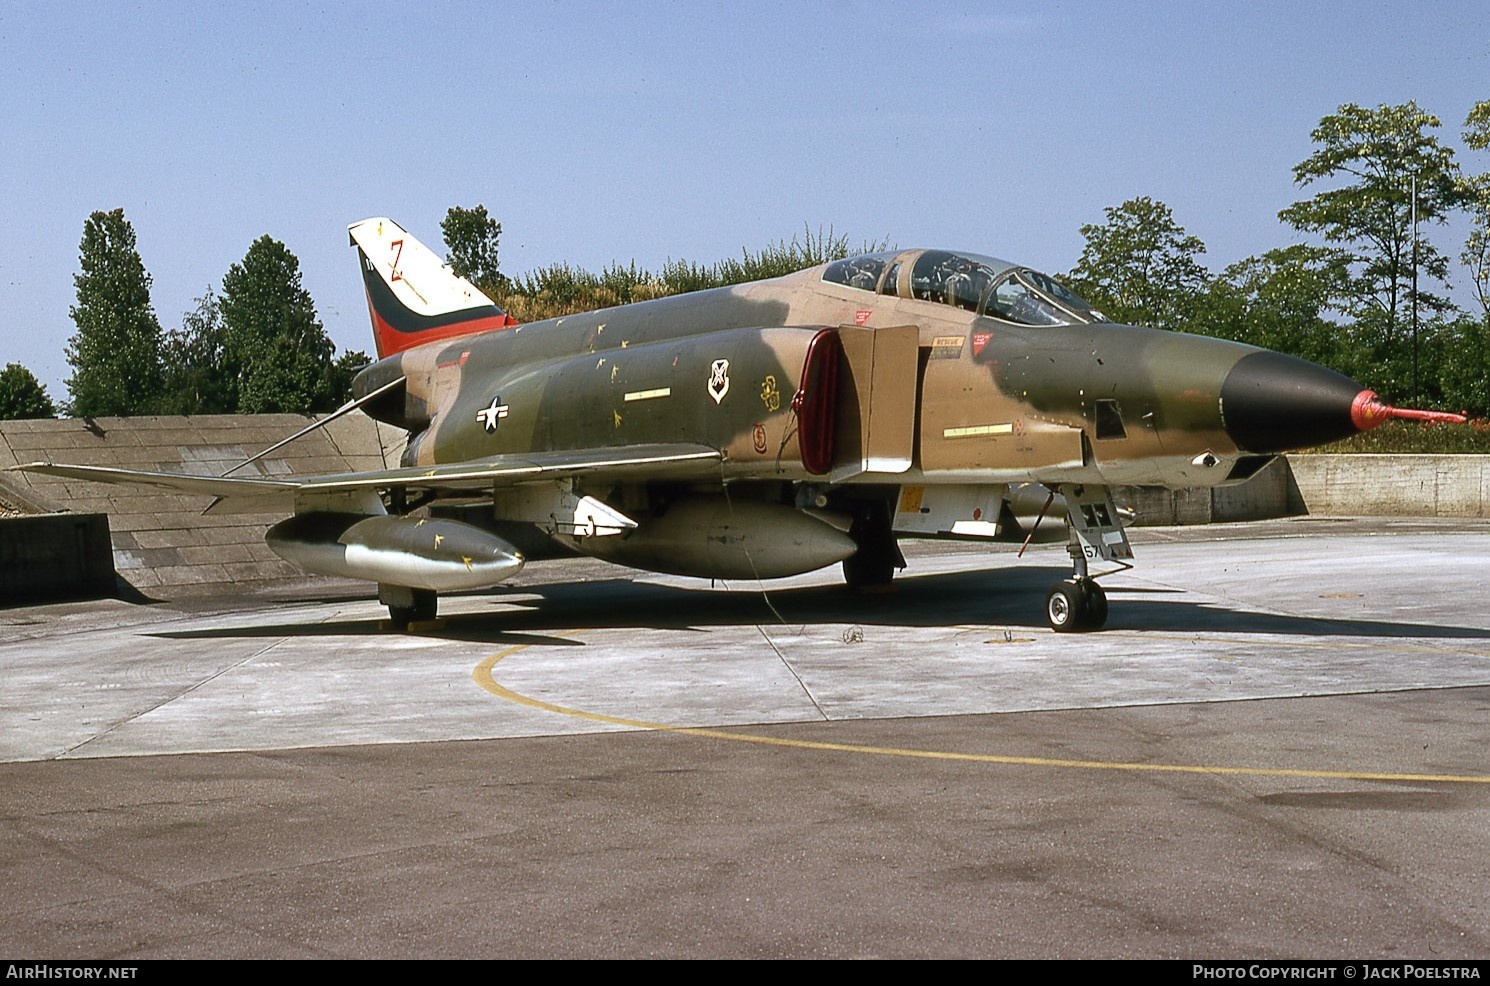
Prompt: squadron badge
<box><xmin>759</xmin><ymin>374</ymin><xmax>780</xmax><ymax>412</ymax></box>
<box><xmin>708</xmin><ymin>358</ymin><xmax>730</xmax><ymax>404</ymax></box>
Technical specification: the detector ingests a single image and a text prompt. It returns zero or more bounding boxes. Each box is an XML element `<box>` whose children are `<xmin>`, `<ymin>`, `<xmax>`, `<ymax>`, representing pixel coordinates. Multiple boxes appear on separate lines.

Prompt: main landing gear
<box><xmin>381</xmin><ymin>584</ymin><xmax>437</xmax><ymax>630</ymax></box>
<box><xmin>842</xmin><ymin>499</ymin><xmax>905</xmax><ymax>590</ymax></box>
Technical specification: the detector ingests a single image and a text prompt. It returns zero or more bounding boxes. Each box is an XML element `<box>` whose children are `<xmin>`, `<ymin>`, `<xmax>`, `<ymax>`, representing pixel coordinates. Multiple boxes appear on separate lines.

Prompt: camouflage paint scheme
<box><xmin>363</xmin><ymin>248</ymin><xmax>1315</xmax><ymax>492</ymax></box>
<box><xmin>21</xmin><ymin>222</ymin><xmax>1456</xmax><ymax>630</ymax></box>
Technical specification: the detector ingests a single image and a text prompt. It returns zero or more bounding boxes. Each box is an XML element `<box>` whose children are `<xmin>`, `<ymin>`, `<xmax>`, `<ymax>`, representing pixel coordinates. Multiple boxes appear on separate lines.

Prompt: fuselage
<box><xmin>353</xmin><ymin>247</ymin><xmax>1366</xmax><ymax>492</ymax></box>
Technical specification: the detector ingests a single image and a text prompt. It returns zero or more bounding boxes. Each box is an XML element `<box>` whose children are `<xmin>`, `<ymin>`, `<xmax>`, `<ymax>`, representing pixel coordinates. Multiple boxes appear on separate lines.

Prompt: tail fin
<box><xmin>348</xmin><ymin>217</ymin><xmax>519</xmax><ymax>358</ymax></box>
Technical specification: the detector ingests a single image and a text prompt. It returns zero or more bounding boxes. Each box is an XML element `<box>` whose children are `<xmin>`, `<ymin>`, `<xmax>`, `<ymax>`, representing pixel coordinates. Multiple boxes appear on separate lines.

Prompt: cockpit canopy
<box><xmin>821</xmin><ymin>249</ymin><xmax>1107</xmax><ymax>326</ymax></box>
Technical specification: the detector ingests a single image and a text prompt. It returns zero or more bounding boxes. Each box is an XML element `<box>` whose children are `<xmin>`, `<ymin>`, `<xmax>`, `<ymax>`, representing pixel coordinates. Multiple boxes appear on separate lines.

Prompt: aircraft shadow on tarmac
<box><xmin>151</xmin><ymin>564</ymin><xmax>1490</xmax><ymax>645</ymax></box>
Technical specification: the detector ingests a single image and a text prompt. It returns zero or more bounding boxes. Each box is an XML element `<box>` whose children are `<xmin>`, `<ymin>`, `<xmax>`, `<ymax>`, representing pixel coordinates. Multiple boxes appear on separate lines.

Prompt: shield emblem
<box><xmin>708</xmin><ymin>358</ymin><xmax>730</xmax><ymax>404</ymax></box>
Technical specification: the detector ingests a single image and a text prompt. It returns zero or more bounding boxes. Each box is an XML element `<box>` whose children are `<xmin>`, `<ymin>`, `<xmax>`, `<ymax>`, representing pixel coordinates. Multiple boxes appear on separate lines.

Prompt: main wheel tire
<box><xmin>842</xmin><ymin>548</ymin><xmax>896</xmax><ymax>589</ymax></box>
<box><xmin>842</xmin><ymin>499</ymin><xmax>900</xmax><ymax>590</ymax></box>
<box><xmin>411</xmin><ymin>589</ymin><xmax>438</xmax><ymax>622</ymax></box>
<box><xmin>1046</xmin><ymin>580</ymin><xmax>1086</xmax><ymax>632</ymax></box>
<box><xmin>1078</xmin><ymin>579</ymin><xmax>1108</xmax><ymax>631</ymax></box>
<box><xmin>388</xmin><ymin>589</ymin><xmax>438</xmax><ymax>630</ymax></box>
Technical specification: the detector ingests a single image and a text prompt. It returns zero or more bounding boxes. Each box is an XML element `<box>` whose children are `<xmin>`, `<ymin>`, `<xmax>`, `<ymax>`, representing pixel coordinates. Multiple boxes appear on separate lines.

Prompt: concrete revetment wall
<box><xmin>0</xmin><ymin>413</ymin><xmax>406</xmax><ymax>598</ymax></box>
<box><xmin>0</xmin><ymin>512</ymin><xmax>115</xmax><ymax>602</ymax></box>
<box><xmin>1118</xmin><ymin>455</ymin><xmax>1490</xmax><ymax>526</ymax></box>
<box><xmin>1284</xmin><ymin>454</ymin><xmax>1490</xmax><ymax>518</ymax></box>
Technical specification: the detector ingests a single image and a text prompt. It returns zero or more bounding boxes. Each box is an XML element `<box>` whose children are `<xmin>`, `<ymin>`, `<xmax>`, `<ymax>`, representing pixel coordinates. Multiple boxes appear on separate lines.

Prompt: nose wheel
<box><xmin>1046</xmin><ymin>577</ymin><xmax>1107</xmax><ymax>632</ymax></box>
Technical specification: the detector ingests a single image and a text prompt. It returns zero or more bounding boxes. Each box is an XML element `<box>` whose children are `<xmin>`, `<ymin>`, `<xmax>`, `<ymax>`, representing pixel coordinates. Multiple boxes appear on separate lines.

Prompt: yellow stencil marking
<box><xmin>943</xmin><ymin>423</ymin><xmax>1014</xmax><ymax>439</ymax></box>
<box><xmin>624</xmin><ymin>388</ymin><xmax>672</xmax><ymax>402</ymax></box>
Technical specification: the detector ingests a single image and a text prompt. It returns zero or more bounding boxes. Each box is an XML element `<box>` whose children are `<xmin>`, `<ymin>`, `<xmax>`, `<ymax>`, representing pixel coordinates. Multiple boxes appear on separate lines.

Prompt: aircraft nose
<box><xmin>1219</xmin><ymin>351</ymin><xmax>1363</xmax><ymax>453</ymax></box>
<box><xmin>1219</xmin><ymin>350</ymin><xmax>1464</xmax><ymax>453</ymax></box>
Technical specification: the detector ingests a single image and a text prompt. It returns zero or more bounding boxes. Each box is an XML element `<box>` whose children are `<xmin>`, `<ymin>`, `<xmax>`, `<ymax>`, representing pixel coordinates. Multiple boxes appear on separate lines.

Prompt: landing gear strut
<box><xmin>380</xmin><ymin>584</ymin><xmax>437</xmax><ymax>630</ymax></box>
<box><xmin>842</xmin><ymin>499</ymin><xmax>904</xmax><ymax>590</ymax></box>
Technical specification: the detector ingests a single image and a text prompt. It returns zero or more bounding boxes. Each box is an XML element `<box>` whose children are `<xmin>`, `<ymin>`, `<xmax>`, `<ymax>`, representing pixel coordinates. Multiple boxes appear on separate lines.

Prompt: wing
<box><xmin>15</xmin><ymin>442</ymin><xmax>724</xmax><ymax>513</ymax></box>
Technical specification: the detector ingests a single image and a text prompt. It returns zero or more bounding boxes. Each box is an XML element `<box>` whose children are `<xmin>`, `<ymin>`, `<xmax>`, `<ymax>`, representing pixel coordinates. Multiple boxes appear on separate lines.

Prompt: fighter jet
<box><xmin>18</xmin><ymin>218</ymin><xmax>1463</xmax><ymax>631</ymax></box>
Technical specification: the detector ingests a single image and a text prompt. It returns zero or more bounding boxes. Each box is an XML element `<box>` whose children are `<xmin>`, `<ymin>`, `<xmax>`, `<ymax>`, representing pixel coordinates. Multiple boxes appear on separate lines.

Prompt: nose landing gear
<box><xmin>1046</xmin><ymin>577</ymin><xmax>1108</xmax><ymax>632</ymax></box>
<box><xmin>1044</xmin><ymin>484</ymin><xmax>1129</xmax><ymax>633</ymax></box>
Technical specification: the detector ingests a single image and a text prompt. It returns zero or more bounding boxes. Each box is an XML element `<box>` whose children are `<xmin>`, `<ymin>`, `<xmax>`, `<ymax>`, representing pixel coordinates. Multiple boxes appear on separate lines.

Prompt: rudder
<box><xmin>348</xmin><ymin>216</ymin><xmax>518</xmax><ymax>358</ymax></box>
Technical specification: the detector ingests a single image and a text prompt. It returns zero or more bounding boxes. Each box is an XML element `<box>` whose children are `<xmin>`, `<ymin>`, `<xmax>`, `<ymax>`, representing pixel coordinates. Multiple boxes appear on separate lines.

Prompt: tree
<box><xmin>323</xmin><ymin>349</ymin><xmax>372</xmax><ymax>406</ymax></box>
<box><xmin>1064</xmin><ymin>197</ymin><xmax>1209</xmax><ymax>330</ymax></box>
<box><xmin>441</xmin><ymin>204</ymin><xmax>508</xmax><ymax>296</ymax></box>
<box><xmin>158</xmin><ymin>289</ymin><xmax>233</xmax><ymax>414</ymax></box>
<box><xmin>0</xmin><ymin>363</ymin><xmax>56</xmax><ymax>420</ymax></box>
<box><xmin>64</xmin><ymin>208</ymin><xmax>165</xmax><ymax>415</ymax></box>
<box><xmin>1190</xmin><ymin>246</ymin><xmax>1354</xmax><ymax>370</ymax></box>
<box><xmin>1461</xmin><ymin>100</ymin><xmax>1490</xmax><ymax>319</ymax></box>
<box><xmin>219</xmin><ymin>235</ymin><xmax>337</xmax><ymax>413</ymax></box>
<box><xmin>1433</xmin><ymin>315</ymin><xmax>1490</xmax><ymax>417</ymax></box>
<box><xmin>1279</xmin><ymin>102</ymin><xmax>1464</xmax><ymax>350</ymax></box>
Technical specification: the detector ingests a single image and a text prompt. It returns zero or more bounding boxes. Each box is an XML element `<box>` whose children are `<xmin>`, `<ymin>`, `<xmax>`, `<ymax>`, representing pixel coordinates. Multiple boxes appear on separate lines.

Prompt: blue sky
<box><xmin>3</xmin><ymin>1</ymin><xmax>1487</xmax><ymax>401</ymax></box>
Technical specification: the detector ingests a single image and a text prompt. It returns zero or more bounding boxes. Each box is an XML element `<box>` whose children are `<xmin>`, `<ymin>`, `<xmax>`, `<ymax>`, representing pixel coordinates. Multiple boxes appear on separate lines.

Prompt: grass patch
<box><xmin>1316</xmin><ymin>420</ymin><xmax>1490</xmax><ymax>454</ymax></box>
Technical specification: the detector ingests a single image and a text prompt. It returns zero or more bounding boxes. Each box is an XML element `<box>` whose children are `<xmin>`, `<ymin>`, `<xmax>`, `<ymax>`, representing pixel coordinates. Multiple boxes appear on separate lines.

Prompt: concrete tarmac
<box><xmin>2</xmin><ymin>518</ymin><xmax>1489</xmax><ymax>958</ymax></box>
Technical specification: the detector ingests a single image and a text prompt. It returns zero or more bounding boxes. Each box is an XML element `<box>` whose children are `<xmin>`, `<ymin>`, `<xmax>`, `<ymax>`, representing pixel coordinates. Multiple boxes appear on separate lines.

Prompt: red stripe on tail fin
<box><xmin>348</xmin><ymin>217</ymin><xmax>519</xmax><ymax>358</ymax></box>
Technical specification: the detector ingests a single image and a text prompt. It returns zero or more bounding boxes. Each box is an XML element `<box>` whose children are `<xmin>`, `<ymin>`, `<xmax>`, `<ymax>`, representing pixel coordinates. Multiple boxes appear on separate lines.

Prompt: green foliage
<box><xmin>1467</xmin><ymin>101</ymin><xmax>1490</xmax><ymax>151</ymax></box>
<box><xmin>0</xmin><ymin>363</ymin><xmax>55</xmax><ymax>420</ymax></box>
<box><xmin>707</xmin><ymin>226</ymin><xmax>864</xmax><ymax>285</ymax></box>
<box><xmin>1064</xmin><ymin>197</ymin><xmax>1209</xmax><ymax>330</ymax></box>
<box><xmin>220</xmin><ymin>235</ymin><xmax>338</xmax><ymax>413</ymax></box>
<box><xmin>1461</xmin><ymin>101</ymin><xmax>1490</xmax><ymax>318</ymax></box>
<box><xmin>494</xmin><ymin>225</ymin><xmax>876</xmax><ymax>322</ymax></box>
<box><xmin>65</xmin><ymin>208</ymin><xmax>165</xmax><ymax>416</ymax></box>
<box><xmin>441</xmin><ymin>204</ymin><xmax>508</xmax><ymax>297</ymax></box>
<box><xmin>1429</xmin><ymin>315</ymin><xmax>1490</xmax><ymax>417</ymax></box>
<box><xmin>496</xmin><ymin>262</ymin><xmax>636</xmax><ymax>321</ymax></box>
<box><xmin>1316</xmin><ymin>419</ymin><xmax>1490</xmax><ymax>454</ymax></box>
<box><xmin>1188</xmin><ymin>246</ymin><xmax>1353</xmax><ymax>367</ymax></box>
<box><xmin>1278</xmin><ymin>102</ymin><xmax>1464</xmax><ymax>344</ymax></box>
<box><xmin>1183</xmin><ymin>241</ymin><xmax>1470</xmax><ymax>409</ymax></box>
<box><xmin>157</xmin><ymin>289</ymin><xmax>232</xmax><ymax>415</ymax></box>
<box><xmin>154</xmin><ymin>283</ymin><xmax>364</xmax><ymax>415</ymax></box>
<box><xmin>324</xmin><ymin>349</ymin><xmax>373</xmax><ymax>405</ymax></box>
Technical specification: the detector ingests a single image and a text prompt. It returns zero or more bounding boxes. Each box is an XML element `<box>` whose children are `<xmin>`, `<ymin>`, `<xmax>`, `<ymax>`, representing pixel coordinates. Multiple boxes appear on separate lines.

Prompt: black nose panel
<box><xmin>1220</xmin><ymin>351</ymin><xmax>1365</xmax><ymax>453</ymax></box>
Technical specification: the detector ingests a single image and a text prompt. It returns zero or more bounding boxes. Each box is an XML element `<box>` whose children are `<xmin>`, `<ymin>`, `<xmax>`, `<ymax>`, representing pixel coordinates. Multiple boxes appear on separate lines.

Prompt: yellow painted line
<box><xmin>472</xmin><ymin>641</ymin><xmax>1490</xmax><ymax>785</ymax></box>
<box><xmin>624</xmin><ymin>387</ymin><xmax>671</xmax><ymax>402</ymax></box>
<box><xmin>942</xmin><ymin>423</ymin><xmax>1013</xmax><ymax>439</ymax></box>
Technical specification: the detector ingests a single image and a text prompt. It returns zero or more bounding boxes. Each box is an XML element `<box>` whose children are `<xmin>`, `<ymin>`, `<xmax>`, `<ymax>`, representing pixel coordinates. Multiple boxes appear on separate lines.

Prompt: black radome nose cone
<box><xmin>1220</xmin><ymin>351</ymin><xmax>1366</xmax><ymax>453</ymax></box>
